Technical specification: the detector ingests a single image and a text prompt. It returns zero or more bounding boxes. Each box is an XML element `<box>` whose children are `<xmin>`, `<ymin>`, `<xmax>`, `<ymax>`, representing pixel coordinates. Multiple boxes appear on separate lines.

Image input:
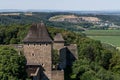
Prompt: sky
<box><xmin>0</xmin><ymin>0</ymin><xmax>120</xmax><ymax>11</ymax></box>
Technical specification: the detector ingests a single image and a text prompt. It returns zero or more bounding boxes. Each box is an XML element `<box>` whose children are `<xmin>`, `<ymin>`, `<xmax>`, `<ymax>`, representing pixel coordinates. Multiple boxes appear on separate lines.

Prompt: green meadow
<box><xmin>83</xmin><ymin>30</ymin><xmax>120</xmax><ymax>49</ymax></box>
<box><xmin>88</xmin><ymin>36</ymin><xmax>120</xmax><ymax>47</ymax></box>
<box><xmin>83</xmin><ymin>30</ymin><xmax>120</xmax><ymax>36</ymax></box>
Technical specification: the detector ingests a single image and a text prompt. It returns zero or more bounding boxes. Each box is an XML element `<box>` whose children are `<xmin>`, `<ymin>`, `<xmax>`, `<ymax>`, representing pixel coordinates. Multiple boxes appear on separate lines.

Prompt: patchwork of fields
<box><xmin>83</xmin><ymin>30</ymin><xmax>120</xmax><ymax>50</ymax></box>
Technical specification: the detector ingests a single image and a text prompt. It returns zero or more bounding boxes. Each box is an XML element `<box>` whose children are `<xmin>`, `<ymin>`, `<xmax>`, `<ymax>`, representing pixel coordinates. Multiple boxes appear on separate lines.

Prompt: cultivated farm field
<box><xmin>83</xmin><ymin>30</ymin><xmax>120</xmax><ymax>50</ymax></box>
<box><xmin>88</xmin><ymin>36</ymin><xmax>120</xmax><ymax>47</ymax></box>
<box><xmin>83</xmin><ymin>30</ymin><xmax>120</xmax><ymax>36</ymax></box>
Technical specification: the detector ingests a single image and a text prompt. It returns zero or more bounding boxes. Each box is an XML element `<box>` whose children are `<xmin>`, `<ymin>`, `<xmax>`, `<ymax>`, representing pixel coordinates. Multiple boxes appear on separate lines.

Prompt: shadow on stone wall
<box><xmin>52</xmin><ymin>70</ymin><xmax>64</xmax><ymax>80</ymax></box>
<box><xmin>66</xmin><ymin>48</ymin><xmax>77</xmax><ymax>66</ymax></box>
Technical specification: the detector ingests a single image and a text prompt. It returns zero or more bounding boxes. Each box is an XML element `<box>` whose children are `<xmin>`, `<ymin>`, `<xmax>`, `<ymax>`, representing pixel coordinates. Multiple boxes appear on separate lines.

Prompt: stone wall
<box><xmin>53</xmin><ymin>42</ymin><xmax>67</xmax><ymax>70</ymax></box>
<box><xmin>52</xmin><ymin>70</ymin><xmax>64</xmax><ymax>80</ymax></box>
<box><xmin>67</xmin><ymin>44</ymin><xmax>78</xmax><ymax>59</ymax></box>
<box><xmin>53</xmin><ymin>42</ymin><xmax>64</xmax><ymax>50</ymax></box>
<box><xmin>23</xmin><ymin>43</ymin><xmax>52</xmax><ymax>80</ymax></box>
<box><xmin>59</xmin><ymin>47</ymin><xmax>66</xmax><ymax>69</ymax></box>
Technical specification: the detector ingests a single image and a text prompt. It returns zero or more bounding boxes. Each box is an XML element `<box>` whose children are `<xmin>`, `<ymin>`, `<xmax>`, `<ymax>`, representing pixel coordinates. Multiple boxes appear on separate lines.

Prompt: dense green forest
<box><xmin>0</xmin><ymin>23</ymin><xmax>120</xmax><ymax>80</ymax></box>
<box><xmin>0</xmin><ymin>12</ymin><xmax>120</xmax><ymax>80</ymax></box>
<box><xmin>0</xmin><ymin>46</ymin><xmax>27</xmax><ymax>80</ymax></box>
<box><xmin>48</xmin><ymin>27</ymin><xmax>120</xmax><ymax>80</ymax></box>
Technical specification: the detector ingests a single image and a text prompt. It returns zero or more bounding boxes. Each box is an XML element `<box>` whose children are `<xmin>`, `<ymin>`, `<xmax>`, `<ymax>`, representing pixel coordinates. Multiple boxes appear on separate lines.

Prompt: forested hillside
<box><xmin>0</xmin><ymin>23</ymin><xmax>120</xmax><ymax>80</ymax></box>
<box><xmin>48</xmin><ymin>27</ymin><xmax>120</xmax><ymax>80</ymax></box>
<box><xmin>0</xmin><ymin>12</ymin><xmax>120</xmax><ymax>32</ymax></box>
<box><xmin>0</xmin><ymin>12</ymin><xmax>120</xmax><ymax>80</ymax></box>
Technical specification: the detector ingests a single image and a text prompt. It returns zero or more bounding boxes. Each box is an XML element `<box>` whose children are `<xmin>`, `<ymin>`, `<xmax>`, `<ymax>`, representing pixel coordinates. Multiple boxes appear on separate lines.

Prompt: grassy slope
<box><xmin>83</xmin><ymin>30</ymin><xmax>120</xmax><ymax>36</ymax></box>
<box><xmin>88</xmin><ymin>36</ymin><xmax>120</xmax><ymax>47</ymax></box>
<box><xmin>83</xmin><ymin>30</ymin><xmax>120</xmax><ymax>49</ymax></box>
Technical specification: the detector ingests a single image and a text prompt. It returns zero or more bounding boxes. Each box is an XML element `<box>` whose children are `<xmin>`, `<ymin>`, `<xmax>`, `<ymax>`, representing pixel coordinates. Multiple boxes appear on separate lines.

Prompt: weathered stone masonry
<box><xmin>23</xmin><ymin>23</ymin><xmax>53</xmax><ymax>80</ymax></box>
<box><xmin>22</xmin><ymin>22</ymin><xmax>78</xmax><ymax>80</ymax></box>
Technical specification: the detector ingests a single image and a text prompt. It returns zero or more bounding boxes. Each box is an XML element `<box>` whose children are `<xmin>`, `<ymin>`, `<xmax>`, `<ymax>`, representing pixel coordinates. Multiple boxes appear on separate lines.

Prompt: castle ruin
<box><xmin>23</xmin><ymin>22</ymin><xmax>78</xmax><ymax>80</ymax></box>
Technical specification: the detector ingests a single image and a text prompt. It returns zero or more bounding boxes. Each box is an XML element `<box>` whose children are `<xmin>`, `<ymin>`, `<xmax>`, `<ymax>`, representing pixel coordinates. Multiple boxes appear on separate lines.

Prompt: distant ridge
<box><xmin>0</xmin><ymin>9</ymin><xmax>23</xmax><ymax>12</ymax></box>
<box><xmin>0</xmin><ymin>9</ymin><xmax>64</xmax><ymax>12</ymax></box>
<box><xmin>1</xmin><ymin>9</ymin><xmax>120</xmax><ymax>15</ymax></box>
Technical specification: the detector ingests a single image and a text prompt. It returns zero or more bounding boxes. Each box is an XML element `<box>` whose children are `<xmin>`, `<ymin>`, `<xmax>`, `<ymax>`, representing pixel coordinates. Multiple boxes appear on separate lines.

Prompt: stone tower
<box><xmin>53</xmin><ymin>33</ymin><xmax>65</xmax><ymax>50</ymax></box>
<box><xmin>23</xmin><ymin>22</ymin><xmax>53</xmax><ymax>80</ymax></box>
<box><xmin>22</xmin><ymin>22</ymin><xmax>77</xmax><ymax>80</ymax></box>
<box><xmin>53</xmin><ymin>33</ymin><xmax>66</xmax><ymax>69</ymax></box>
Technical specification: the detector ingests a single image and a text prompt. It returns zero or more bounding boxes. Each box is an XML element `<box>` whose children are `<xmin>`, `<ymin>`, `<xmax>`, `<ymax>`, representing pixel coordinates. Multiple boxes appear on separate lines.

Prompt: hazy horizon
<box><xmin>0</xmin><ymin>0</ymin><xmax>120</xmax><ymax>11</ymax></box>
